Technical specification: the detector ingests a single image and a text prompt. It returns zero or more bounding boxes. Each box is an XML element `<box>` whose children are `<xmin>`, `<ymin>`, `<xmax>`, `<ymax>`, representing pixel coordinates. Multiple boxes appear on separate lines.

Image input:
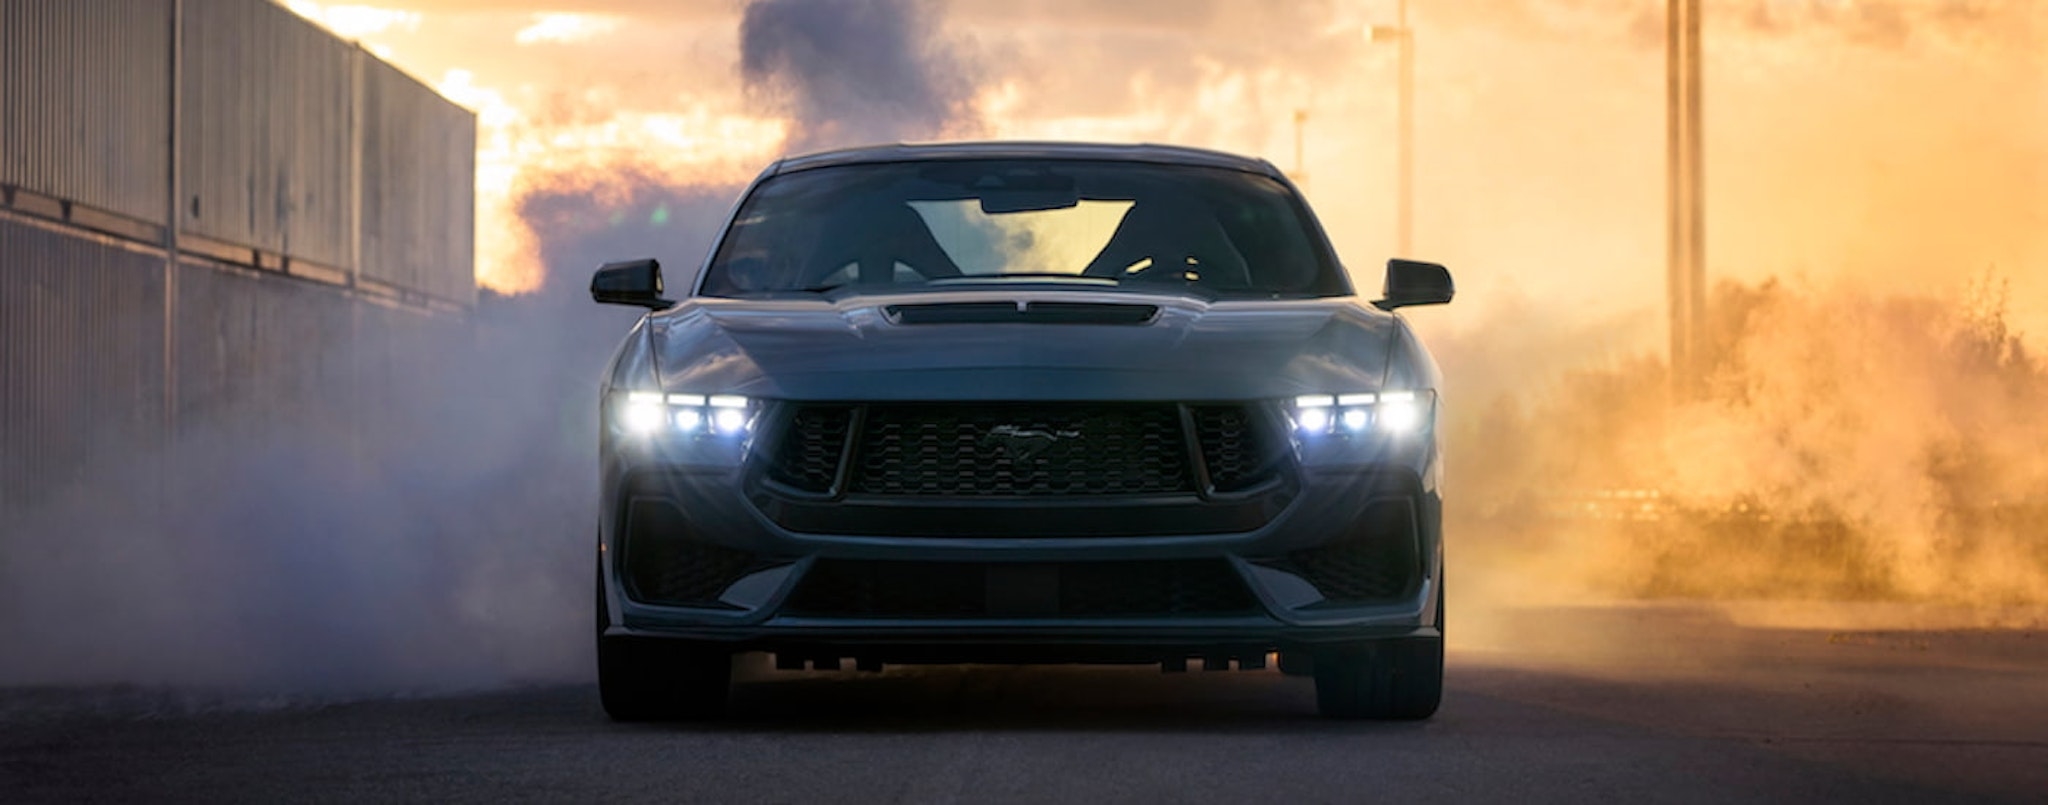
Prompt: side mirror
<box><xmin>1374</xmin><ymin>258</ymin><xmax>1454</xmax><ymax>311</ymax></box>
<box><xmin>591</xmin><ymin>258</ymin><xmax>672</xmax><ymax>309</ymax></box>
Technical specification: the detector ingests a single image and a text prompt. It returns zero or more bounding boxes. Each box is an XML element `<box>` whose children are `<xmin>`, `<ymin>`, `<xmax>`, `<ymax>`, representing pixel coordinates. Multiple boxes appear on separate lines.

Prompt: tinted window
<box><xmin>699</xmin><ymin>159</ymin><xmax>1346</xmax><ymax>299</ymax></box>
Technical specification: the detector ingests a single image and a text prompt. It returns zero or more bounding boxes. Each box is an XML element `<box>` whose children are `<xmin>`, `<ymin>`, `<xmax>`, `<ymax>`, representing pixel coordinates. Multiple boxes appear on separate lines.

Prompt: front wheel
<box><xmin>596</xmin><ymin>560</ymin><xmax>731</xmax><ymax>721</ymax></box>
<box><xmin>1277</xmin><ymin>651</ymin><xmax>1314</xmax><ymax>677</ymax></box>
<box><xmin>1311</xmin><ymin>637</ymin><xmax>1443</xmax><ymax>720</ymax></box>
<box><xmin>597</xmin><ymin>635</ymin><xmax>733</xmax><ymax>721</ymax></box>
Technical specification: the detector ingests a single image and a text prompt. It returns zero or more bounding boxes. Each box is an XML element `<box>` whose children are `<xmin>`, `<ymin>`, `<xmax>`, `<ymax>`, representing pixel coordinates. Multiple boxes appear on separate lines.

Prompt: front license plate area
<box><xmin>985</xmin><ymin>563</ymin><xmax>1060</xmax><ymax>617</ymax></box>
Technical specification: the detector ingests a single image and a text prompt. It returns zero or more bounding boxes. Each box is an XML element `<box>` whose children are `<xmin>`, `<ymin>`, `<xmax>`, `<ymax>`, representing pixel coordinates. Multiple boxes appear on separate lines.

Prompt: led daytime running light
<box><xmin>617</xmin><ymin>390</ymin><xmax>754</xmax><ymax>437</ymax></box>
<box><xmin>1291</xmin><ymin>390</ymin><xmax>1432</xmax><ymax>435</ymax></box>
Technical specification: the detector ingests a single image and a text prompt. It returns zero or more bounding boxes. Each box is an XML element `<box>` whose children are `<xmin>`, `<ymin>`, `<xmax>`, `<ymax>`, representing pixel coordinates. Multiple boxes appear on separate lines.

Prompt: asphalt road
<box><xmin>4</xmin><ymin>605</ymin><xmax>2045</xmax><ymax>804</ymax></box>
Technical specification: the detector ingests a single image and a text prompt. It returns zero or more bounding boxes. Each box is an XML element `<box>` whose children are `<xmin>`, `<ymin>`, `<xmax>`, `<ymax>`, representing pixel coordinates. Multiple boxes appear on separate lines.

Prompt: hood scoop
<box><xmin>885</xmin><ymin>301</ymin><xmax>1161</xmax><ymax>326</ymax></box>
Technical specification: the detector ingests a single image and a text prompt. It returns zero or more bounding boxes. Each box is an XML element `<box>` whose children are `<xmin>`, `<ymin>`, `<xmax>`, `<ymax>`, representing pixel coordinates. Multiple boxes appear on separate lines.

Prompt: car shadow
<box><xmin>617</xmin><ymin>662</ymin><xmax>1435</xmax><ymax>735</ymax></box>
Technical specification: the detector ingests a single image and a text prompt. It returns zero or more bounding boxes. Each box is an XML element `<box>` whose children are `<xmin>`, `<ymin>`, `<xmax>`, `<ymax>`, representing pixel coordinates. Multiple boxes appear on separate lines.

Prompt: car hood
<box><xmin>646</xmin><ymin>290</ymin><xmax>1401</xmax><ymax>401</ymax></box>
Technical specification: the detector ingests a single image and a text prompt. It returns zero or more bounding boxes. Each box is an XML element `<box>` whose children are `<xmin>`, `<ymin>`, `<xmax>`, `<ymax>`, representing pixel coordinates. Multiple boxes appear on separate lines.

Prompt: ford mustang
<box><xmin>588</xmin><ymin>142</ymin><xmax>1454</xmax><ymax>720</ymax></box>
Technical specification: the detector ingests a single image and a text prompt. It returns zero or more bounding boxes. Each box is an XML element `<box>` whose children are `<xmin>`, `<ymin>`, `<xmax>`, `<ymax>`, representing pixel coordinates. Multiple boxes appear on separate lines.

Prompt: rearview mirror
<box><xmin>591</xmin><ymin>258</ymin><xmax>672</xmax><ymax>309</ymax></box>
<box><xmin>979</xmin><ymin>189</ymin><xmax>1081</xmax><ymax>214</ymax></box>
<box><xmin>1374</xmin><ymin>258</ymin><xmax>1454</xmax><ymax>311</ymax></box>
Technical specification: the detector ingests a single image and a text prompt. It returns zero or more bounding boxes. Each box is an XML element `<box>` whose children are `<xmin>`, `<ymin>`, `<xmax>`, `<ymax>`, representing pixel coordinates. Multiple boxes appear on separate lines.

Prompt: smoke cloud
<box><xmin>739</xmin><ymin>0</ymin><xmax>981</xmax><ymax>152</ymax></box>
<box><xmin>0</xmin><ymin>319</ymin><xmax>593</xmax><ymax>694</ymax></box>
<box><xmin>1404</xmin><ymin>0</ymin><xmax>2048</xmax><ymax>618</ymax></box>
<box><xmin>0</xmin><ymin>0</ymin><xmax>1001</xmax><ymax>700</ymax></box>
<box><xmin>1442</xmin><ymin>272</ymin><xmax>2048</xmax><ymax>610</ymax></box>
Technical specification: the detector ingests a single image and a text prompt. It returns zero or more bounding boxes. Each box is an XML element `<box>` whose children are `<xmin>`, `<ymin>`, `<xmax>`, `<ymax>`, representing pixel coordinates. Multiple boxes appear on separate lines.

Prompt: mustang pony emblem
<box><xmin>981</xmin><ymin>424</ymin><xmax>1081</xmax><ymax>462</ymax></box>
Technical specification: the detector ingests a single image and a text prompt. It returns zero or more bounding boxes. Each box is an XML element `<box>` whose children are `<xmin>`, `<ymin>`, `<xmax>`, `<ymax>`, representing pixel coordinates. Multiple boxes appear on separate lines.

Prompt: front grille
<box><xmin>1266</xmin><ymin>499</ymin><xmax>1421</xmax><ymax>605</ymax></box>
<box><xmin>850</xmin><ymin>404</ymin><xmax>1192</xmax><ymax>496</ymax></box>
<box><xmin>765</xmin><ymin>402</ymin><xmax>1289</xmax><ymax>499</ymax></box>
<box><xmin>766</xmin><ymin>405</ymin><xmax>853</xmax><ymax>492</ymax></box>
<box><xmin>621</xmin><ymin>498</ymin><xmax>764</xmax><ymax>608</ymax></box>
<box><xmin>783</xmin><ymin>559</ymin><xmax>1258</xmax><ymax>618</ymax></box>
<box><xmin>1190</xmin><ymin>405</ymin><xmax>1285</xmax><ymax>492</ymax></box>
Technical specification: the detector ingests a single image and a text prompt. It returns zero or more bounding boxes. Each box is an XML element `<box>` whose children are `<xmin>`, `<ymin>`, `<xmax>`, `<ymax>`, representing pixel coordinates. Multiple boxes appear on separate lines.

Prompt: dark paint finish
<box><xmin>589</xmin><ymin>258</ymin><xmax>671</xmax><ymax>309</ymax></box>
<box><xmin>641</xmin><ymin>290</ymin><xmax>1404</xmax><ymax>402</ymax></box>
<box><xmin>770</xmin><ymin>141</ymin><xmax>1286</xmax><ymax>179</ymax></box>
<box><xmin>1376</xmin><ymin>258</ymin><xmax>1455</xmax><ymax>310</ymax></box>
<box><xmin>590</xmin><ymin>143</ymin><xmax>1454</xmax><ymax>715</ymax></box>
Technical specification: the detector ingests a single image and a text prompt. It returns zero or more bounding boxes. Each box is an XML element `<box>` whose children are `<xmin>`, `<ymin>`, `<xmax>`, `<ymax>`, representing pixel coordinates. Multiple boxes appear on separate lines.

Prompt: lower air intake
<box><xmin>783</xmin><ymin>559</ymin><xmax>1258</xmax><ymax>618</ymax></box>
<box><xmin>1269</xmin><ymin>498</ymin><xmax>1422</xmax><ymax>605</ymax></box>
<box><xmin>621</xmin><ymin>498</ymin><xmax>763</xmax><ymax>608</ymax></box>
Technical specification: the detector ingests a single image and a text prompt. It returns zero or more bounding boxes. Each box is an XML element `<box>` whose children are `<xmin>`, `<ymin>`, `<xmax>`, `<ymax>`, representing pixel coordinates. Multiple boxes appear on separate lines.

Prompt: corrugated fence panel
<box><xmin>173</xmin><ymin>259</ymin><xmax>357</xmax><ymax>440</ymax></box>
<box><xmin>445</xmin><ymin>117</ymin><xmax>478</xmax><ymax>303</ymax></box>
<box><xmin>350</xmin><ymin>298</ymin><xmax>467</xmax><ymax>453</ymax></box>
<box><xmin>179</xmin><ymin>0</ymin><xmax>353</xmax><ymax>269</ymax></box>
<box><xmin>0</xmin><ymin>217</ymin><xmax>166</xmax><ymax>523</ymax></box>
<box><xmin>1</xmin><ymin>0</ymin><xmax>478</xmax><ymax>526</ymax></box>
<box><xmin>361</xmin><ymin>57</ymin><xmax>477</xmax><ymax>304</ymax></box>
<box><xmin>0</xmin><ymin>0</ymin><xmax>172</xmax><ymax>225</ymax></box>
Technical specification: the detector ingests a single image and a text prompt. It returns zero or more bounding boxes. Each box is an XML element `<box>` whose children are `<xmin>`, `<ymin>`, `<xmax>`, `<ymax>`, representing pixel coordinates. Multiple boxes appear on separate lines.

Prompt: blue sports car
<box><xmin>589</xmin><ymin>142</ymin><xmax>1454</xmax><ymax>720</ymax></box>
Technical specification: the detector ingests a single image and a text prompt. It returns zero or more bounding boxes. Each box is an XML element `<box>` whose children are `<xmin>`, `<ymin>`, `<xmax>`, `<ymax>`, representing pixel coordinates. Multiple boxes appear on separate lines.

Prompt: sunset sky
<box><xmin>283</xmin><ymin>0</ymin><xmax>2047</xmax><ymax>354</ymax></box>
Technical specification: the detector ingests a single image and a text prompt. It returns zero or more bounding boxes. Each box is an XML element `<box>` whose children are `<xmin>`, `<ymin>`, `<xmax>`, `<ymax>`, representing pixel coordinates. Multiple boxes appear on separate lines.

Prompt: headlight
<box><xmin>1291</xmin><ymin>390</ymin><xmax>1435</xmax><ymax>436</ymax></box>
<box><xmin>612</xmin><ymin>390</ymin><xmax>756</xmax><ymax>438</ymax></box>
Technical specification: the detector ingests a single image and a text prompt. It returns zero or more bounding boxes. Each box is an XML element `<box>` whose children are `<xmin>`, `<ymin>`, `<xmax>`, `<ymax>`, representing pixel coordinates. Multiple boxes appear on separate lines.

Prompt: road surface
<box><xmin>4</xmin><ymin>604</ymin><xmax>2044</xmax><ymax>803</ymax></box>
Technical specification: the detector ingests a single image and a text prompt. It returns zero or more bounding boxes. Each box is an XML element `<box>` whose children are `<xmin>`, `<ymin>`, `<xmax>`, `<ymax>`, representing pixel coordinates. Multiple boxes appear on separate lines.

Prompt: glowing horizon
<box><xmin>285</xmin><ymin>1</ymin><xmax>2046</xmax><ymax>351</ymax></box>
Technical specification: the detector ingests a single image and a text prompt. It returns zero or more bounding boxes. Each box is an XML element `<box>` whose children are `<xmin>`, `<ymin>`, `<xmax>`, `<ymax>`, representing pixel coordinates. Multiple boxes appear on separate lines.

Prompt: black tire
<box><xmin>1311</xmin><ymin>636</ymin><xmax>1443</xmax><ymax>720</ymax></box>
<box><xmin>598</xmin><ymin>635</ymin><xmax>733</xmax><ymax>721</ymax></box>
<box><xmin>1277</xmin><ymin>651</ymin><xmax>1314</xmax><ymax>677</ymax></box>
<box><xmin>596</xmin><ymin>558</ymin><xmax>732</xmax><ymax>721</ymax></box>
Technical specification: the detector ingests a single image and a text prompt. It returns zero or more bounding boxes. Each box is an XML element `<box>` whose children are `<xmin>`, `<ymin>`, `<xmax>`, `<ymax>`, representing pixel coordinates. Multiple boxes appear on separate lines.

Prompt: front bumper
<box><xmin>597</xmin><ymin>441</ymin><xmax>1444</xmax><ymax>658</ymax></box>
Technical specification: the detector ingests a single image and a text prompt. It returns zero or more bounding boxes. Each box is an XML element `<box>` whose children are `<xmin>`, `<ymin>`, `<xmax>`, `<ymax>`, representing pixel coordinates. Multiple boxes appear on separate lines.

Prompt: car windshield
<box><xmin>698</xmin><ymin>159</ymin><xmax>1347</xmax><ymax>299</ymax></box>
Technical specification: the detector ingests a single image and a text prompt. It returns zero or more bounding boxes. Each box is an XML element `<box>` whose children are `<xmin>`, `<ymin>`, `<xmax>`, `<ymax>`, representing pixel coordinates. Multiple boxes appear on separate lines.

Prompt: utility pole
<box><xmin>1394</xmin><ymin>0</ymin><xmax>1413</xmax><ymax>257</ymax></box>
<box><xmin>1292</xmin><ymin>108</ymin><xmax>1309</xmax><ymax>187</ymax></box>
<box><xmin>1366</xmin><ymin>0</ymin><xmax>1415</xmax><ymax>257</ymax></box>
<box><xmin>1667</xmin><ymin>0</ymin><xmax>1705</xmax><ymax>396</ymax></box>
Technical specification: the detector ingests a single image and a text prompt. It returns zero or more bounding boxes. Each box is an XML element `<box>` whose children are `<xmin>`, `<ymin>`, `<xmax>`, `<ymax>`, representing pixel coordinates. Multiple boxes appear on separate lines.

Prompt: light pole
<box><xmin>1367</xmin><ymin>0</ymin><xmax>1415</xmax><ymax>257</ymax></box>
<box><xmin>1668</xmin><ymin>0</ymin><xmax>1705</xmax><ymax>396</ymax></box>
<box><xmin>1293</xmin><ymin>108</ymin><xmax>1309</xmax><ymax>186</ymax></box>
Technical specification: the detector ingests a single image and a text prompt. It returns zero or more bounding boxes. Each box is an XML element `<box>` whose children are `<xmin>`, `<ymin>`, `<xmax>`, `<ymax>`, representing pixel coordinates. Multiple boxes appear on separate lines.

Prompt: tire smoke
<box><xmin>1441</xmin><ymin>274</ymin><xmax>2048</xmax><ymax>614</ymax></box>
<box><xmin>0</xmin><ymin>0</ymin><xmax>987</xmax><ymax>699</ymax></box>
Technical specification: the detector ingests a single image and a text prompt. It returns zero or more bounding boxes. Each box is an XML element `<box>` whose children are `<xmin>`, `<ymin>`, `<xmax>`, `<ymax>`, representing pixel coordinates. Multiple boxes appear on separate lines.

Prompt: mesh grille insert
<box><xmin>1190</xmin><ymin>404</ymin><xmax>1285</xmax><ymax>492</ymax></box>
<box><xmin>849</xmin><ymin>404</ymin><xmax>1192</xmax><ymax>496</ymax></box>
<box><xmin>1269</xmin><ymin>499</ymin><xmax>1421</xmax><ymax>605</ymax></box>
<box><xmin>766</xmin><ymin>405</ymin><xmax>854</xmax><ymax>493</ymax></box>
<box><xmin>622</xmin><ymin>499</ymin><xmax>763</xmax><ymax>608</ymax></box>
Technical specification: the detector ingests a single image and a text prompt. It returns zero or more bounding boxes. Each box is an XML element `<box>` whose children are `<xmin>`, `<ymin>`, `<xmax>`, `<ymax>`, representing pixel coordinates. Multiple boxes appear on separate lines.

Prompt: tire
<box><xmin>596</xmin><ymin>558</ymin><xmax>732</xmax><ymax>721</ymax></box>
<box><xmin>1277</xmin><ymin>651</ymin><xmax>1314</xmax><ymax>677</ymax></box>
<box><xmin>1309</xmin><ymin>571</ymin><xmax>1447</xmax><ymax>719</ymax></box>
<box><xmin>598</xmin><ymin>635</ymin><xmax>733</xmax><ymax>721</ymax></box>
<box><xmin>1311</xmin><ymin>636</ymin><xmax>1443</xmax><ymax>720</ymax></box>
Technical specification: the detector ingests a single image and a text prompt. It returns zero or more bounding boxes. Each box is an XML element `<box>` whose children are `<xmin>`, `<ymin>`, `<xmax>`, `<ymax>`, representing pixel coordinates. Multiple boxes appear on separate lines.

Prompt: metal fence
<box><xmin>0</xmin><ymin>0</ymin><xmax>476</xmax><ymax>525</ymax></box>
<box><xmin>180</xmin><ymin>0</ymin><xmax>357</xmax><ymax>272</ymax></box>
<box><xmin>0</xmin><ymin>217</ymin><xmax>168</xmax><ymax>521</ymax></box>
<box><xmin>0</xmin><ymin>0</ymin><xmax>173</xmax><ymax>228</ymax></box>
<box><xmin>2</xmin><ymin>0</ymin><xmax>473</xmax><ymax>304</ymax></box>
<box><xmin>361</xmin><ymin>56</ymin><xmax>478</xmax><ymax>303</ymax></box>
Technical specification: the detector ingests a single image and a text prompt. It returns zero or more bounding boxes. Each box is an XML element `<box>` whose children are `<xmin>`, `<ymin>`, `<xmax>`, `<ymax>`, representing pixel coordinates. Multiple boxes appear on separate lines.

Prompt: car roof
<box><xmin>768</xmin><ymin>141</ymin><xmax>1286</xmax><ymax>179</ymax></box>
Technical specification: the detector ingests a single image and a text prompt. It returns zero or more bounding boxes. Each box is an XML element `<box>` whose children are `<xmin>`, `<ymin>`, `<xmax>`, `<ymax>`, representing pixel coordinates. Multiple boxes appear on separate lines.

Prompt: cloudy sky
<box><xmin>285</xmin><ymin>0</ymin><xmax>2047</xmax><ymax>351</ymax></box>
